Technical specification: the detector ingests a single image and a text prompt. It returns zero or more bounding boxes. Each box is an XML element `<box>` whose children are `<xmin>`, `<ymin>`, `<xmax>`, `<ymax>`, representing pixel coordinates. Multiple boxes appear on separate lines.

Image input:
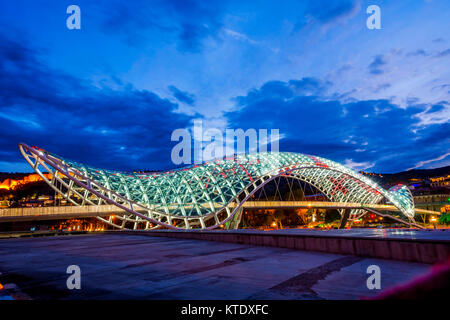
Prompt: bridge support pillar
<box><xmin>226</xmin><ymin>208</ymin><xmax>243</xmax><ymax>230</ymax></box>
<box><xmin>339</xmin><ymin>209</ymin><xmax>351</xmax><ymax>229</ymax></box>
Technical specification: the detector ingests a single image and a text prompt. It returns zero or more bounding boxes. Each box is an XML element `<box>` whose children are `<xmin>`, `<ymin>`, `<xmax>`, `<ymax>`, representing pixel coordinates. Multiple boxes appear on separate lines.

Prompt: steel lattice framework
<box><xmin>19</xmin><ymin>143</ymin><xmax>415</xmax><ymax>230</ymax></box>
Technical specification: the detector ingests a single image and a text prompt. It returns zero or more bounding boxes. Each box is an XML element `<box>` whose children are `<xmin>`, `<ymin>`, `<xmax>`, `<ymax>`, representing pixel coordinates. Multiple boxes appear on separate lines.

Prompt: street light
<box><xmin>430</xmin><ymin>216</ymin><xmax>437</xmax><ymax>229</ymax></box>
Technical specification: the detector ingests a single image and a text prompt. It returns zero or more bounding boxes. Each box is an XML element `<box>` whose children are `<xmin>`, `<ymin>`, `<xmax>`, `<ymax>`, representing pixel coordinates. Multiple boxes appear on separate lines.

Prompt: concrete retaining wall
<box><xmin>110</xmin><ymin>230</ymin><xmax>450</xmax><ymax>264</ymax></box>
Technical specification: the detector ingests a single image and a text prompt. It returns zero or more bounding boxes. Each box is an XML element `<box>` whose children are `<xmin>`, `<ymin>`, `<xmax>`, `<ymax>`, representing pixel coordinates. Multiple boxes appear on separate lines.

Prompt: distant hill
<box><xmin>380</xmin><ymin>166</ymin><xmax>450</xmax><ymax>185</ymax></box>
<box><xmin>0</xmin><ymin>172</ymin><xmax>38</xmax><ymax>181</ymax></box>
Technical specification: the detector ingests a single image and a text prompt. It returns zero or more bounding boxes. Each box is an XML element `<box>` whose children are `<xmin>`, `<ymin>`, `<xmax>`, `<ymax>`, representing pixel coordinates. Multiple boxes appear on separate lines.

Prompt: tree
<box><xmin>439</xmin><ymin>213</ymin><xmax>450</xmax><ymax>225</ymax></box>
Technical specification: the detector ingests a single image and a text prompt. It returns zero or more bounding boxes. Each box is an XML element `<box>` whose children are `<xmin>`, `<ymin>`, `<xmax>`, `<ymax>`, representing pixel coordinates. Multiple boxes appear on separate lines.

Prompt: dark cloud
<box><xmin>406</xmin><ymin>49</ymin><xmax>427</xmax><ymax>57</ymax></box>
<box><xmin>296</xmin><ymin>0</ymin><xmax>359</xmax><ymax>29</ymax></box>
<box><xmin>435</xmin><ymin>48</ymin><xmax>450</xmax><ymax>58</ymax></box>
<box><xmin>335</xmin><ymin>63</ymin><xmax>353</xmax><ymax>74</ymax></box>
<box><xmin>373</xmin><ymin>83</ymin><xmax>391</xmax><ymax>93</ymax></box>
<box><xmin>426</xmin><ymin>104</ymin><xmax>445</xmax><ymax>114</ymax></box>
<box><xmin>414</xmin><ymin>122</ymin><xmax>450</xmax><ymax>146</ymax></box>
<box><xmin>225</xmin><ymin>79</ymin><xmax>448</xmax><ymax>172</ymax></box>
<box><xmin>432</xmin><ymin>84</ymin><xmax>450</xmax><ymax>94</ymax></box>
<box><xmin>0</xmin><ymin>32</ymin><xmax>196</xmax><ymax>171</ymax></box>
<box><xmin>99</xmin><ymin>1</ymin><xmax>176</xmax><ymax>47</ymax></box>
<box><xmin>288</xmin><ymin>77</ymin><xmax>332</xmax><ymax>96</ymax></box>
<box><xmin>309</xmin><ymin>0</ymin><xmax>358</xmax><ymax>23</ymax></box>
<box><xmin>168</xmin><ymin>85</ymin><xmax>196</xmax><ymax>105</ymax></box>
<box><xmin>433</xmin><ymin>38</ymin><xmax>445</xmax><ymax>43</ymax></box>
<box><xmin>97</xmin><ymin>0</ymin><xmax>224</xmax><ymax>52</ymax></box>
<box><xmin>235</xmin><ymin>77</ymin><xmax>330</xmax><ymax>107</ymax></box>
<box><xmin>368</xmin><ymin>55</ymin><xmax>387</xmax><ymax>75</ymax></box>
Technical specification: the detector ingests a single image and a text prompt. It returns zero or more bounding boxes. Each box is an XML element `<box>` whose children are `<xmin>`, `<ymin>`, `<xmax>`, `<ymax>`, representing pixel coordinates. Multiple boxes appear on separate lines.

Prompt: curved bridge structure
<box><xmin>19</xmin><ymin>143</ymin><xmax>416</xmax><ymax>230</ymax></box>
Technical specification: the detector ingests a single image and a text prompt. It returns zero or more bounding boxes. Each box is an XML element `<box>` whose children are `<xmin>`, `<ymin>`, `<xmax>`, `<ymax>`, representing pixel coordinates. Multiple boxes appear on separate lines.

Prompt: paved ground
<box><xmin>0</xmin><ymin>234</ymin><xmax>431</xmax><ymax>300</ymax></box>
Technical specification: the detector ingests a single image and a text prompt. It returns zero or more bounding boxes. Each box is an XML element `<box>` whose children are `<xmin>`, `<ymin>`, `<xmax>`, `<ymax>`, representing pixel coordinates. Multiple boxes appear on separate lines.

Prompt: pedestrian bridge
<box><xmin>15</xmin><ymin>143</ymin><xmax>439</xmax><ymax>230</ymax></box>
<box><xmin>0</xmin><ymin>202</ymin><xmax>439</xmax><ymax>224</ymax></box>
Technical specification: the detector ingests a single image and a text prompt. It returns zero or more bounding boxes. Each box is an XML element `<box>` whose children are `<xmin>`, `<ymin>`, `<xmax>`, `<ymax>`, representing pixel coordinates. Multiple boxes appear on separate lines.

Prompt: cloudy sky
<box><xmin>0</xmin><ymin>0</ymin><xmax>449</xmax><ymax>173</ymax></box>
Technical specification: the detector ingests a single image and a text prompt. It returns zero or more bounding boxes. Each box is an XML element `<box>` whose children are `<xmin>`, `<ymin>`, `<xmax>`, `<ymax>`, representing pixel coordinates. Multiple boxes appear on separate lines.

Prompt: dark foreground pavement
<box><xmin>0</xmin><ymin>233</ymin><xmax>431</xmax><ymax>300</ymax></box>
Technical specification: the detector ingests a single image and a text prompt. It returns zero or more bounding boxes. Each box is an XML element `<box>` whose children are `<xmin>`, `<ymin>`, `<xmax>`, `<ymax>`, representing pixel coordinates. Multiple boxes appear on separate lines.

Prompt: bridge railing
<box><xmin>0</xmin><ymin>202</ymin><xmax>439</xmax><ymax>220</ymax></box>
<box><xmin>0</xmin><ymin>205</ymin><xmax>122</xmax><ymax>218</ymax></box>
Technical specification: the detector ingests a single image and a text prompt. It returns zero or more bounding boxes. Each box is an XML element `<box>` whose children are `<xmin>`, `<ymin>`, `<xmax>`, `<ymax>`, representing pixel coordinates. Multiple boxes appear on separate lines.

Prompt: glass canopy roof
<box><xmin>19</xmin><ymin>143</ymin><xmax>415</xmax><ymax>230</ymax></box>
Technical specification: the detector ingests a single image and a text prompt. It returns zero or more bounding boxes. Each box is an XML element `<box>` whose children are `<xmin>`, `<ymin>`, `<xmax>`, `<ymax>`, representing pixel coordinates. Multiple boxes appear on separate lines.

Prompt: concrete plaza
<box><xmin>0</xmin><ymin>233</ymin><xmax>432</xmax><ymax>300</ymax></box>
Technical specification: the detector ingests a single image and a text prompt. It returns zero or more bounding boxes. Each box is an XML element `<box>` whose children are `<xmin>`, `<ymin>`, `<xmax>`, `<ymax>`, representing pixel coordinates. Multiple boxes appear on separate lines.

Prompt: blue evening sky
<box><xmin>0</xmin><ymin>0</ymin><xmax>449</xmax><ymax>172</ymax></box>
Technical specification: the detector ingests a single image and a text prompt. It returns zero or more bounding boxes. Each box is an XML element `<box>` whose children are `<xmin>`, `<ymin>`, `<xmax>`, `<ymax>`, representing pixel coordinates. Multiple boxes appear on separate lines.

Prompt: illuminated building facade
<box><xmin>414</xmin><ymin>194</ymin><xmax>449</xmax><ymax>212</ymax></box>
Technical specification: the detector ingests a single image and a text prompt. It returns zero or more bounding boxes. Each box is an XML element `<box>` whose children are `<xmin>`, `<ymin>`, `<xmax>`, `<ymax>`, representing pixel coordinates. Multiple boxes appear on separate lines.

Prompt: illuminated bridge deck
<box><xmin>0</xmin><ymin>202</ymin><xmax>439</xmax><ymax>222</ymax></box>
